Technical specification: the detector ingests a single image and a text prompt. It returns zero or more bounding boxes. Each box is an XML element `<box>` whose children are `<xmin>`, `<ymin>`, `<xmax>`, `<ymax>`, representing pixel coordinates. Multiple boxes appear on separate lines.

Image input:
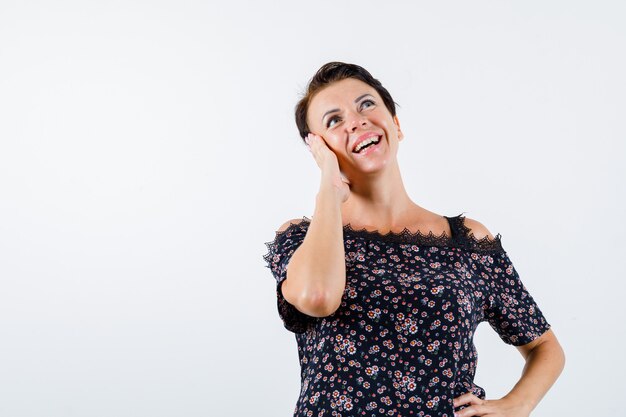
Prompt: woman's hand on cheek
<box><xmin>305</xmin><ymin>133</ymin><xmax>338</xmax><ymax>172</ymax></box>
<box><xmin>453</xmin><ymin>392</ymin><xmax>532</xmax><ymax>417</ymax></box>
<box><xmin>305</xmin><ymin>133</ymin><xmax>351</xmax><ymax>203</ymax></box>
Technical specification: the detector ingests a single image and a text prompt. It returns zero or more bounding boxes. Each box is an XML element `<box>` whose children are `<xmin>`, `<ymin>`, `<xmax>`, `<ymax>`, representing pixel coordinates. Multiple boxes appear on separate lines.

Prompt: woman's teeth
<box><xmin>354</xmin><ymin>136</ymin><xmax>380</xmax><ymax>153</ymax></box>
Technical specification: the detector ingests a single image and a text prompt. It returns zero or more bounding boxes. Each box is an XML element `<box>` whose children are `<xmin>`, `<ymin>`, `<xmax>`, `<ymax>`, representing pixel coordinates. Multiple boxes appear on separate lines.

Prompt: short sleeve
<box><xmin>478</xmin><ymin>250</ymin><xmax>551</xmax><ymax>346</ymax></box>
<box><xmin>262</xmin><ymin>219</ymin><xmax>317</xmax><ymax>334</ymax></box>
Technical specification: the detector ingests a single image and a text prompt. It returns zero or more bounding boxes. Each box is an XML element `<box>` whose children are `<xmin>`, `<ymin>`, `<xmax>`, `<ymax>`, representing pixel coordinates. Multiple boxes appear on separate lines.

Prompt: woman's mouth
<box><xmin>353</xmin><ymin>135</ymin><xmax>382</xmax><ymax>155</ymax></box>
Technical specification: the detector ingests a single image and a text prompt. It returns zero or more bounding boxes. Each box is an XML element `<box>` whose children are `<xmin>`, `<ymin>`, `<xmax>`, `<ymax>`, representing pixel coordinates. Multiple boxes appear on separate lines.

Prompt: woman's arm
<box><xmin>507</xmin><ymin>329</ymin><xmax>566</xmax><ymax>411</ymax></box>
<box><xmin>454</xmin><ymin>218</ymin><xmax>566</xmax><ymax>416</ymax></box>
<box><xmin>280</xmin><ymin>185</ymin><xmax>346</xmax><ymax>317</ymax></box>
<box><xmin>454</xmin><ymin>329</ymin><xmax>565</xmax><ymax>416</ymax></box>
<box><xmin>280</xmin><ymin>133</ymin><xmax>352</xmax><ymax>318</ymax></box>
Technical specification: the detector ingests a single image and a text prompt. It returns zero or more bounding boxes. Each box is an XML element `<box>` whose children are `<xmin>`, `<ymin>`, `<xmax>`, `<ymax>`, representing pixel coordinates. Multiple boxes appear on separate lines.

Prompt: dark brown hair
<box><xmin>294</xmin><ymin>62</ymin><xmax>398</xmax><ymax>142</ymax></box>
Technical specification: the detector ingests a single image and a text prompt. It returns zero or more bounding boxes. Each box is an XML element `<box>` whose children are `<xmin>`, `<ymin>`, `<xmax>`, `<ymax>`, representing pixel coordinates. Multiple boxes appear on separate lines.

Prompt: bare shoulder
<box><xmin>276</xmin><ymin>218</ymin><xmax>307</xmax><ymax>233</ymax></box>
<box><xmin>463</xmin><ymin>217</ymin><xmax>496</xmax><ymax>240</ymax></box>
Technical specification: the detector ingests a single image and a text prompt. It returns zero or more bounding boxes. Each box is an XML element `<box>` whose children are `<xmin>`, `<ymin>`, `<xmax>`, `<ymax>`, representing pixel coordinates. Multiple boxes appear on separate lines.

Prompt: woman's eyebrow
<box><xmin>321</xmin><ymin>93</ymin><xmax>374</xmax><ymax>123</ymax></box>
<box><xmin>354</xmin><ymin>93</ymin><xmax>374</xmax><ymax>103</ymax></box>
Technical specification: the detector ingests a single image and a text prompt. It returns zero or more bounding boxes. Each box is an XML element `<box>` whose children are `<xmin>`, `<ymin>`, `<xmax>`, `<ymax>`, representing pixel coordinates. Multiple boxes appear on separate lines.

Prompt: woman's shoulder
<box><xmin>275</xmin><ymin>216</ymin><xmax>310</xmax><ymax>233</ymax></box>
<box><xmin>461</xmin><ymin>216</ymin><xmax>497</xmax><ymax>241</ymax></box>
<box><xmin>447</xmin><ymin>213</ymin><xmax>503</xmax><ymax>252</ymax></box>
<box><xmin>420</xmin><ymin>208</ymin><xmax>496</xmax><ymax>241</ymax></box>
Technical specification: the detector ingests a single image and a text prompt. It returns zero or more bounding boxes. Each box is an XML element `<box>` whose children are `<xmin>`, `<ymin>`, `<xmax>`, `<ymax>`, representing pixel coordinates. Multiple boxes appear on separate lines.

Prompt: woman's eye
<box><xmin>361</xmin><ymin>99</ymin><xmax>375</xmax><ymax>109</ymax></box>
<box><xmin>327</xmin><ymin>116</ymin><xmax>341</xmax><ymax>128</ymax></box>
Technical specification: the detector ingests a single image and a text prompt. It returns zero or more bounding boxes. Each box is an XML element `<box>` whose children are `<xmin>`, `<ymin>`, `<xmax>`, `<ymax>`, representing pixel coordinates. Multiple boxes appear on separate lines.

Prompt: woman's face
<box><xmin>306</xmin><ymin>77</ymin><xmax>403</xmax><ymax>179</ymax></box>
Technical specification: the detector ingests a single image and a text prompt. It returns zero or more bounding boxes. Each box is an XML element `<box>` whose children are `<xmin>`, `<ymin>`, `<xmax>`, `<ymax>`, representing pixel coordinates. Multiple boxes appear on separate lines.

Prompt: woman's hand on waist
<box><xmin>453</xmin><ymin>392</ymin><xmax>533</xmax><ymax>417</ymax></box>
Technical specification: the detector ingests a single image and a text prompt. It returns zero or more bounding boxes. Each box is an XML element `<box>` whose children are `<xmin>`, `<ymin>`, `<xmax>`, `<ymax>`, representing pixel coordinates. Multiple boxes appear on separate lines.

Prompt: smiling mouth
<box><xmin>353</xmin><ymin>135</ymin><xmax>381</xmax><ymax>154</ymax></box>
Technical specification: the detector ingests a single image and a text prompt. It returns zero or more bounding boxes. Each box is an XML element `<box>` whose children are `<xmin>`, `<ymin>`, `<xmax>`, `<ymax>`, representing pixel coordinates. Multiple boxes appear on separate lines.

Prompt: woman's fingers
<box><xmin>453</xmin><ymin>392</ymin><xmax>487</xmax><ymax>416</ymax></box>
<box><xmin>306</xmin><ymin>133</ymin><xmax>332</xmax><ymax>167</ymax></box>
<box><xmin>307</xmin><ymin>132</ymin><xmax>322</xmax><ymax>149</ymax></box>
<box><xmin>306</xmin><ymin>133</ymin><xmax>319</xmax><ymax>157</ymax></box>
<box><xmin>453</xmin><ymin>392</ymin><xmax>482</xmax><ymax>407</ymax></box>
<box><xmin>456</xmin><ymin>396</ymin><xmax>532</xmax><ymax>417</ymax></box>
<box><xmin>305</xmin><ymin>132</ymin><xmax>351</xmax><ymax>203</ymax></box>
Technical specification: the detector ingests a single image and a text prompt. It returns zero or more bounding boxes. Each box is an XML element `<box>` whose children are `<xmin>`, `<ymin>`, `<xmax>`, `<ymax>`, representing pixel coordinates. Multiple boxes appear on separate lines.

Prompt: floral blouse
<box><xmin>262</xmin><ymin>214</ymin><xmax>551</xmax><ymax>417</ymax></box>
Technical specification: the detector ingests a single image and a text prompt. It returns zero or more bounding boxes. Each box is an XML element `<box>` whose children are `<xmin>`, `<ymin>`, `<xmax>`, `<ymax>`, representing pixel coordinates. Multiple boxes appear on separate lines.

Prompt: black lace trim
<box><xmin>262</xmin><ymin>218</ymin><xmax>310</xmax><ymax>267</ymax></box>
<box><xmin>453</xmin><ymin>213</ymin><xmax>505</xmax><ymax>252</ymax></box>
<box><xmin>264</xmin><ymin>214</ymin><xmax>504</xmax><ymax>254</ymax></box>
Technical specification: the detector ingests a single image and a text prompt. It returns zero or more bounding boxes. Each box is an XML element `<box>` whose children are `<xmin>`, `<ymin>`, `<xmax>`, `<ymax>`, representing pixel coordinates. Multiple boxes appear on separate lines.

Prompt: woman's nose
<box><xmin>348</xmin><ymin>113</ymin><xmax>369</xmax><ymax>131</ymax></box>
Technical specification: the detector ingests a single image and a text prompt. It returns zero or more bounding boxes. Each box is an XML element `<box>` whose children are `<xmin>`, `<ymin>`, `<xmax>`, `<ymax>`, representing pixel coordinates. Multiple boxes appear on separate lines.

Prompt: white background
<box><xmin>1</xmin><ymin>1</ymin><xmax>624</xmax><ymax>416</ymax></box>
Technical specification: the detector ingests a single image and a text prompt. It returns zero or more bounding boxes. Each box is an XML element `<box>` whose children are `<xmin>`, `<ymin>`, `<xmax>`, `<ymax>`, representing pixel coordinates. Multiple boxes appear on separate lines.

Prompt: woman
<box><xmin>263</xmin><ymin>62</ymin><xmax>565</xmax><ymax>417</ymax></box>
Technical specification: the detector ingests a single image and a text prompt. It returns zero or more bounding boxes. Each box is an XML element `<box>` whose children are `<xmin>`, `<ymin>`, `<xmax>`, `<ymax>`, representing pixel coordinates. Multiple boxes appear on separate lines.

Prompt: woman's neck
<box><xmin>339</xmin><ymin>167</ymin><xmax>428</xmax><ymax>231</ymax></box>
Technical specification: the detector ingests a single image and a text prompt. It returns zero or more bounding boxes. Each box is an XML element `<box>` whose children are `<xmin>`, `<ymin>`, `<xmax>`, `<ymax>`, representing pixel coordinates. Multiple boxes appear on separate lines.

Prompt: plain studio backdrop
<box><xmin>0</xmin><ymin>1</ymin><xmax>624</xmax><ymax>416</ymax></box>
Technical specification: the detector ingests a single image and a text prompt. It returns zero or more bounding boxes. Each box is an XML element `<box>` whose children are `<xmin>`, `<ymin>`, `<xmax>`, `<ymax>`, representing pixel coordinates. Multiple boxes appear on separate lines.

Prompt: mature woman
<box><xmin>263</xmin><ymin>62</ymin><xmax>565</xmax><ymax>417</ymax></box>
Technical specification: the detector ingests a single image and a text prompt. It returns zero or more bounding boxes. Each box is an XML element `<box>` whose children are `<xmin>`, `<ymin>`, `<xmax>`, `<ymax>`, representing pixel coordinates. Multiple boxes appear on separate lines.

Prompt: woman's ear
<box><xmin>393</xmin><ymin>115</ymin><xmax>404</xmax><ymax>141</ymax></box>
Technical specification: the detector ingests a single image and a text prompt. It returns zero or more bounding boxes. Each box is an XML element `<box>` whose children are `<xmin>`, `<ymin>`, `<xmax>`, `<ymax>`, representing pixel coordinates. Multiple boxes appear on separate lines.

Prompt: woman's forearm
<box><xmin>281</xmin><ymin>184</ymin><xmax>346</xmax><ymax>317</ymax></box>
<box><xmin>503</xmin><ymin>338</ymin><xmax>566</xmax><ymax>412</ymax></box>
